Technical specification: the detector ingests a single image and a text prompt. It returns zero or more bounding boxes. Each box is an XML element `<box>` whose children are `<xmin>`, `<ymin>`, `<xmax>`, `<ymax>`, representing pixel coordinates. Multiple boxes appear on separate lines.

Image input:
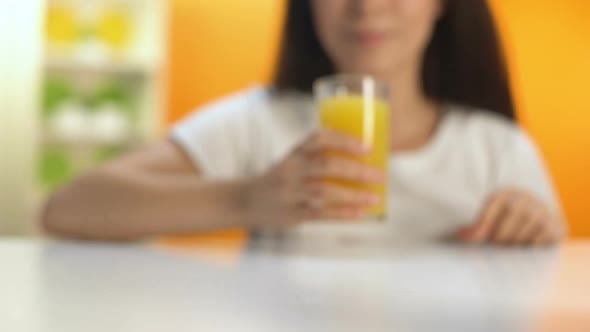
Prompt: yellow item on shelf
<box><xmin>46</xmin><ymin>5</ymin><xmax>77</xmax><ymax>45</ymax></box>
<box><xmin>96</xmin><ymin>8</ymin><xmax>132</xmax><ymax>51</ymax></box>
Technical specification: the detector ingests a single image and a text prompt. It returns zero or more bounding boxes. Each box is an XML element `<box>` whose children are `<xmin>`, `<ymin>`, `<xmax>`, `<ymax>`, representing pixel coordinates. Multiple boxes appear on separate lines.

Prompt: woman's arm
<box><xmin>457</xmin><ymin>188</ymin><xmax>566</xmax><ymax>246</ymax></box>
<box><xmin>42</xmin><ymin>140</ymin><xmax>251</xmax><ymax>241</ymax></box>
<box><xmin>457</xmin><ymin>129</ymin><xmax>567</xmax><ymax>246</ymax></box>
<box><xmin>42</xmin><ymin>130</ymin><xmax>383</xmax><ymax>241</ymax></box>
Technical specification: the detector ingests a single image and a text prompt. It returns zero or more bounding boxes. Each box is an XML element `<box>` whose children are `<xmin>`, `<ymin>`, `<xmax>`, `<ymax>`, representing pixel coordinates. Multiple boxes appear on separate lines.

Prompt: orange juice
<box><xmin>319</xmin><ymin>95</ymin><xmax>390</xmax><ymax>219</ymax></box>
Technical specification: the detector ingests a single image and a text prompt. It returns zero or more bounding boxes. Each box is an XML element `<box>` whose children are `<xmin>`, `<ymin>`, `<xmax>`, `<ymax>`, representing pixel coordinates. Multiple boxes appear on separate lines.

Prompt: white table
<box><xmin>1</xmin><ymin>238</ymin><xmax>589</xmax><ymax>332</ymax></box>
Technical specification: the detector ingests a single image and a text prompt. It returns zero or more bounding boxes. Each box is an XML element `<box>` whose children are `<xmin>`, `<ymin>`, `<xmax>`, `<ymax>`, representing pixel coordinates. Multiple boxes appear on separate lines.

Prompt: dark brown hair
<box><xmin>274</xmin><ymin>0</ymin><xmax>515</xmax><ymax>120</ymax></box>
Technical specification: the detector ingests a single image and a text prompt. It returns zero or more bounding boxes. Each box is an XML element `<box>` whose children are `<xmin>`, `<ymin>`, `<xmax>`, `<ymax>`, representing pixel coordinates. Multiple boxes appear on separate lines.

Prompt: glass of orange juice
<box><xmin>313</xmin><ymin>75</ymin><xmax>391</xmax><ymax>221</ymax></box>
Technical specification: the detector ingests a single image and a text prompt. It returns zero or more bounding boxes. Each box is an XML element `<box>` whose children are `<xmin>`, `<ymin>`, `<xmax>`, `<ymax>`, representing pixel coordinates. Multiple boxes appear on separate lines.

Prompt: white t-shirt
<box><xmin>171</xmin><ymin>87</ymin><xmax>560</xmax><ymax>242</ymax></box>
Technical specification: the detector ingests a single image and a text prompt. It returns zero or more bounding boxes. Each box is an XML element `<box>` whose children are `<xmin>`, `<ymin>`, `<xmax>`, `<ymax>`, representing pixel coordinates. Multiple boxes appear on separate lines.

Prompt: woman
<box><xmin>43</xmin><ymin>0</ymin><xmax>565</xmax><ymax>245</ymax></box>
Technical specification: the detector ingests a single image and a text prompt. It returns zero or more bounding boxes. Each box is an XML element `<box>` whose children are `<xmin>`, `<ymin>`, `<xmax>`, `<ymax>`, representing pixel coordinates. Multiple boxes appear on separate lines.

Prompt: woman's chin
<box><xmin>341</xmin><ymin>62</ymin><xmax>401</xmax><ymax>80</ymax></box>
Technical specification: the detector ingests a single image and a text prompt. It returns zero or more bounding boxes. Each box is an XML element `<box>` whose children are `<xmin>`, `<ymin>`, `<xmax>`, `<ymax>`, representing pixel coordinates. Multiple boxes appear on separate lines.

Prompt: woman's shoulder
<box><xmin>444</xmin><ymin>104</ymin><xmax>540</xmax><ymax>159</ymax></box>
<box><xmin>446</xmin><ymin>104</ymin><xmax>525</xmax><ymax>143</ymax></box>
<box><xmin>193</xmin><ymin>86</ymin><xmax>311</xmax><ymax>121</ymax></box>
<box><xmin>196</xmin><ymin>86</ymin><xmax>270</xmax><ymax>115</ymax></box>
<box><xmin>447</xmin><ymin>104</ymin><xmax>515</xmax><ymax>131</ymax></box>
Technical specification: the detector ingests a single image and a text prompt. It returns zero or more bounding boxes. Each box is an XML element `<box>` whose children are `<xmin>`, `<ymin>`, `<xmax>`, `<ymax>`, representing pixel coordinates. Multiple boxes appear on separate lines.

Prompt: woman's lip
<box><xmin>351</xmin><ymin>30</ymin><xmax>389</xmax><ymax>46</ymax></box>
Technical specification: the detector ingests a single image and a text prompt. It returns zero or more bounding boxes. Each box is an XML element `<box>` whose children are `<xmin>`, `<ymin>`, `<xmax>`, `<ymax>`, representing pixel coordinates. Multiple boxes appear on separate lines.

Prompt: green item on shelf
<box><xmin>86</xmin><ymin>82</ymin><xmax>136</xmax><ymax>116</ymax></box>
<box><xmin>40</xmin><ymin>147</ymin><xmax>74</xmax><ymax>189</ymax></box>
<box><xmin>43</xmin><ymin>78</ymin><xmax>74</xmax><ymax>117</ymax></box>
<box><xmin>94</xmin><ymin>145</ymin><xmax>126</xmax><ymax>163</ymax></box>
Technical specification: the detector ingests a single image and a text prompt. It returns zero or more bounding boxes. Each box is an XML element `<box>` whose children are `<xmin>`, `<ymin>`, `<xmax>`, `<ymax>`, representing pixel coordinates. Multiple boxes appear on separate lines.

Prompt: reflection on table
<box><xmin>0</xmin><ymin>238</ymin><xmax>588</xmax><ymax>332</ymax></box>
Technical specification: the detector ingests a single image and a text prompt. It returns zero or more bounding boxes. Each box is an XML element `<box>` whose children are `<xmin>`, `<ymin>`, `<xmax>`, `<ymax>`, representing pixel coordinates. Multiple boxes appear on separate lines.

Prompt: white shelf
<box><xmin>41</xmin><ymin>132</ymin><xmax>141</xmax><ymax>148</ymax></box>
<box><xmin>34</xmin><ymin>0</ymin><xmax>168</xmax><ymax>230</ymax></box>
<box><xmin>45</xmin><ymin>55</ymin><xmax>156</xmax><ymax>77</ymax></box>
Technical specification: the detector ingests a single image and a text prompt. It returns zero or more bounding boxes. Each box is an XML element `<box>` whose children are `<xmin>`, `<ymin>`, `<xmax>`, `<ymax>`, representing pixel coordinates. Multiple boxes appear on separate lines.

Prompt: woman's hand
<box><xmin>242</xmin><ymin>130</ymin><xmax>385</xmax><ymax>228</ymax></box>
<box><xmin>457</xmin><ymin>189</ymin><xmax>566</xmax><ymax>247</ymax></box>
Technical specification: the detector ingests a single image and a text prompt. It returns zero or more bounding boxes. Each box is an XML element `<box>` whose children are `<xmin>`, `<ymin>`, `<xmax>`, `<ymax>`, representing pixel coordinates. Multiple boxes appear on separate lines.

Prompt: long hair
<box><xmin>274</xmin><ymin>0</ymin><xmax>515</xmax><ymax>120</ymax></box>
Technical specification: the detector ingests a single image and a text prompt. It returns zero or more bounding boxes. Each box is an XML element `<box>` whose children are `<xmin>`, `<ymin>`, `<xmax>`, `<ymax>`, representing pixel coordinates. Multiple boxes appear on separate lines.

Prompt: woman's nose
<box><xmin>349</xmin><ymin>0</ymin><xmax>397</xmax><ymax>18</ymax></box>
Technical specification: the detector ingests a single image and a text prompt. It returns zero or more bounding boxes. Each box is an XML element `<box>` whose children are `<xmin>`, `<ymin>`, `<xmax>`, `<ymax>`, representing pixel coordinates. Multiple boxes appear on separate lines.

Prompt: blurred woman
<box><xmin>43</xmin><ymin>0</ymin><xmax>565</xmax><ymax>245</ymax></box>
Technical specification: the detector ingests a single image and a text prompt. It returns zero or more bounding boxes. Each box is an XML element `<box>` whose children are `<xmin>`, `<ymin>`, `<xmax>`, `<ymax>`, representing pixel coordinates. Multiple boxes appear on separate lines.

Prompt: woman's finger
<box><xmin>532</xmin><ymin>220</ymin><xmax>565</xmax><ymax>247</ymax></box>
<box><xmin>305</xmin><ymin>182</ymin><xmax>381</xmax><ymax>207</ymax></box>
<box><xmin>465</xmin><ymin>191</ymin><xmax>511</xmax><ymax>243</ymax></box>
<box><xmin>492</xmin><ymin>215</ymin><xmax>518</xmax><ymax>245</ymax></box>
<box><xmin>306</xmin><ymin>155</ymin><xmax>385</xmax><ymax>183</ymax></box>
<box><xmin>532</xmin><ymin>228</ymin><xmax>555</xmax><ymax>247</ymax></box>
<box><xmin>299</xmin><ymin>130</ymin><xmax>369</xmax><ymax>156</ymax></box>
<box><xmin>304</xmin><ymin>205</ymin><xmax>367</xmax><ymax>221</ymax></box>
<box><xmin>511</xmin><ymin>213</ymin><xmax>541</xmax><ymax>245</ymax></box>
<box><xmin>493</xmin><ymin>196</ymin><xmax>530</xmax><ymax>245</ymax></box>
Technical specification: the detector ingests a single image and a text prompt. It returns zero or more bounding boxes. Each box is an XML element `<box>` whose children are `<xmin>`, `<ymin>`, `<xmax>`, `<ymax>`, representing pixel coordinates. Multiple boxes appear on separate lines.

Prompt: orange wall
<box><xmin>166</xmin><ymin>0</ymin><xmax>285</xmax><ymax>241</ymax></box>
<box><xmin>167</xmin><ymin>1</ymin><xmax>590</xmax><ymax>237</ymax></box>
<box><xmin>490</xmin><ymin>0</ymin><xmax>590</xmax><ymax>237</ymax></box>
<box><xmin>167</xmin><ymin>0</ymin><xmax>285</xmax><ymax>124</ymax></box>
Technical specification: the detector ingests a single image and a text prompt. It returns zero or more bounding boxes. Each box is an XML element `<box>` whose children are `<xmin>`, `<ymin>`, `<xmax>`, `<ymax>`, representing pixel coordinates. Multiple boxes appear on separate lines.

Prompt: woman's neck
<box><xmin>388</xmin><ymin>66</ymin><xmax>442</xmax><ymax>153</ymax></box>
